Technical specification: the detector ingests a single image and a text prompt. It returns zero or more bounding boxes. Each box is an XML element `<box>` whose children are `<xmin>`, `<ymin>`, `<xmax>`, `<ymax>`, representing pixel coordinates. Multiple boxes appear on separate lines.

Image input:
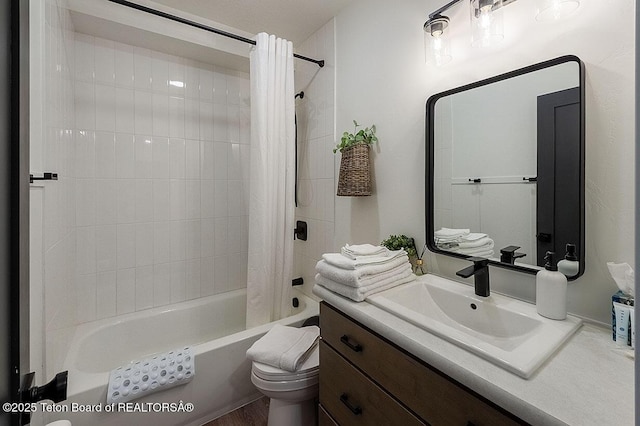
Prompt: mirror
<box><xmin>426</xmin><ymin>56</ymin><xmax>584</xmax><ymax>279</ymax></box>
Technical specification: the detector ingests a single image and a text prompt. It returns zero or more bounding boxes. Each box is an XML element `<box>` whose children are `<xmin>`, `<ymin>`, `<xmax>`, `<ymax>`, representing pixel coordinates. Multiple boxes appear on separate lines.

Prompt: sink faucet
<box><xmin>500</xmin><ymin>245</ymin><xmax>526</xmax><ymax>264</ymax></box>
<box><xmin>456</xmin><ymin>257</ymin><xmax>490</xmax><ymax>297</ymax></box>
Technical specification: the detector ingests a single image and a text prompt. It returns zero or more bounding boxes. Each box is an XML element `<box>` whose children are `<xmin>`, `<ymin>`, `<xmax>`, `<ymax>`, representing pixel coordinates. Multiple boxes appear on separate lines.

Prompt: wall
<box><xmin>70</xmin><ymin>34</ymin><xmax>251</xmax><ymax>324</ymax></box>
<box><xmin>293</xmin><ymin>19</ymin><xmax>336</xmax><ymax>299</ymax></box>
<box><xmin>335</xmin><ymin>0</ymin><xmax>634</xmax><ymax>324</ymax></box>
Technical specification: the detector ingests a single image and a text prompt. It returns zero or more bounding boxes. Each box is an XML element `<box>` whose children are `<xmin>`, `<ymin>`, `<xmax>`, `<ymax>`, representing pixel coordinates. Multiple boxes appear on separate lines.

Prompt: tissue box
<box><xmin>612</xmin><ymin>290</ymin><xmax>634</xmax><ymax>343</ymax></box>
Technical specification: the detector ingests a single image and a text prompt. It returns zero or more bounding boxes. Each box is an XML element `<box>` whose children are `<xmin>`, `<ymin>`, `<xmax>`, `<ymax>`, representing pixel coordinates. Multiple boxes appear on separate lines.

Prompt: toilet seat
<box><xmin>251</xmin><ymin>345</ymin><xmax>319</xmax><ymax>382</ymax></box>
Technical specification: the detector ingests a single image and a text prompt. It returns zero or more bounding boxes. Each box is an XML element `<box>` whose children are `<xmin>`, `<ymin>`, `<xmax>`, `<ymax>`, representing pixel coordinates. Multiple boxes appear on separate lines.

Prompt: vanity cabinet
<box><xmin>319</xmin><ymin>302</ymin><xmax>526</xmax><ymax>426</ymax></box>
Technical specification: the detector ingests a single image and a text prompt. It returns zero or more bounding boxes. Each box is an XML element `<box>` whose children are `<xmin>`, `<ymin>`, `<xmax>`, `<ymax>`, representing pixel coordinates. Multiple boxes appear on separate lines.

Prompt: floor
<box><xmin>204</xmin><ymin>397</ymin><xmax>269</xmax><ymax>426</ymax></box>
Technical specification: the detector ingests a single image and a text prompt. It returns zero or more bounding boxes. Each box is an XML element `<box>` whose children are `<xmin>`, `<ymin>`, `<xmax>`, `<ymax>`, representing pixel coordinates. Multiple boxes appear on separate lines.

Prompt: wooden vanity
<box><xmin>319</xmin><ymin>302</ymin><xmax>526</xmax><ymax>426</ymax></box>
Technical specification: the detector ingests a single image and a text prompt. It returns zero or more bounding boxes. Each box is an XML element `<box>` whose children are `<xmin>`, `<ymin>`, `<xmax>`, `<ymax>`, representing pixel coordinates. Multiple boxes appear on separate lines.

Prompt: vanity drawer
<box><xmin>320</xmin><ymin>302</ymin><xmax>522</xmax><ymax>426</ymax></box>
<box><xmin>319</xmin><ymin>404</ymin><xmax>339</xmax><ymax>426</ymax></box>
<box><xmin>319</xmin><ymin>340</ymin><xmax>425</xmax><ymax>426</ymax></box>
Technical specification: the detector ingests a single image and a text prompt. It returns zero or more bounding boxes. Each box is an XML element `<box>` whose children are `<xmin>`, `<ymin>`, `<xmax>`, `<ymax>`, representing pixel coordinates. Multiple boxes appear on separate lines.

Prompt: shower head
<box><xmin>295</xmin><ymin>91</ymin><xmax>304</xmax><ymax>99</ymax></box>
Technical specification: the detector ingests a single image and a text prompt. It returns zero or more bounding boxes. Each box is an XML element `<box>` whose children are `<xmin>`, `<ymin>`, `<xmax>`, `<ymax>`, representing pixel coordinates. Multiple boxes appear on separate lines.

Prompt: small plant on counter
<box><xmin>380</xmin><ymin>234</ymin><xmax>418</xmax><ymax>258</ymax></box>
<box><xmin>333</xmin><ymin>120</ymin><xmax>378</xmax><ymax>153</ymax></box>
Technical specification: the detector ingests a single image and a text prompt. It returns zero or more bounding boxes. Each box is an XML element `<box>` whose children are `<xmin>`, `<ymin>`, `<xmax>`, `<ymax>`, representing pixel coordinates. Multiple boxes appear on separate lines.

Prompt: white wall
<box><xmin>293</xmin><ymin>19</ymin><xmax>336</xmax><ymax>299</ymax></box>
<box><xmin>335</xmin><ymin>0</ymin><xmax>635</xmax><ymax>324</ymax></box>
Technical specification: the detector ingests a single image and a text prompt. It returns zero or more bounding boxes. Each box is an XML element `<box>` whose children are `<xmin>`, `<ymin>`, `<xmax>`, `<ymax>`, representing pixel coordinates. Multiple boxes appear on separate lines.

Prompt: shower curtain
<box><xmin>246</xmin><ymin>33</ymin><xmax>296</xmax><ymax>328</ymax></box>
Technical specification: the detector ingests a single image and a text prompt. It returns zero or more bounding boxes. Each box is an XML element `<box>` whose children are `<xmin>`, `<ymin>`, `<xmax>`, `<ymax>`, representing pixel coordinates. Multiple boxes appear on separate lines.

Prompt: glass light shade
<box><xmin>535</xmin><ymin>0</ymin><xmax>580</xmax><ymax>21</ymax></box>
<box><xmin>424</xmin><ymin>17</ymin><xmax>452</xmax><ymax>67</ymax></box>
<box><xmin>469</xmin><ymin>0</ymin><xmax>504</xmax><ymax>48</ymax></box>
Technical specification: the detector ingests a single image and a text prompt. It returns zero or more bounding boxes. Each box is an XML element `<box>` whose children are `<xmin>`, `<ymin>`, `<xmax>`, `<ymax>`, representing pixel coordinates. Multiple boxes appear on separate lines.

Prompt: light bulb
<box><xmin>536</xmin><ymin>0</ymin><xmax>580</xmax><ymax>21</ymax></box>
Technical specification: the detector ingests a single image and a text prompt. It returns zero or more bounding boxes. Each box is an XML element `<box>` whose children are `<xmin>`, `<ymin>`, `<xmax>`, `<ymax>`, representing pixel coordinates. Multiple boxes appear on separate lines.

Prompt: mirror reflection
<box><xmin>427</xmin><ymin>56</ymin><xmax>584</xmax><ymax>279</ymax></box>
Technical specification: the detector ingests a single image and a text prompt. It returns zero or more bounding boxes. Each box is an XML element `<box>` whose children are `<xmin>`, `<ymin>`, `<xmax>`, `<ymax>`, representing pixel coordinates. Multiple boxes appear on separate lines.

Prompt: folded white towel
<box><xmin>315</xmin><ymin>270</ymin><xmax>415</xmax><ymax>302</ymax></box>
<box><xmin>315</xmin><ymin>258</ymin><xmax>412</xmax><ymax>288</ymax></box>
<box><xmin>458</xmin><ymin>237</ymin><xmax>493</xmax><ymax>249</ymax></box>
<box><xmin>459</xmin><ymin>250</ymin><xmax>494</xmax><ymax>258</ymax></box>
<box><xmin>246</xmin><ymin>324</ymin><xmax>320</xmax><ymax>372</ymax></box>
<box><xmin>435</xmin><ymin>227</ymin><xmax>470</xmax><ymax>237</ymax></box>
<box><xmin>341</xmin><ymin>243</ymin><xmax>390</xmax><ymax>259</ymax></box>
<box><xmin>322</xmin><ymin>250</ymin><xmax>406</xmax><ymax>270</ymax></box>
<box><xmin>460</xmin><ymin>232</ymin><xmax>487</xmax><ymax>242</ymax></box>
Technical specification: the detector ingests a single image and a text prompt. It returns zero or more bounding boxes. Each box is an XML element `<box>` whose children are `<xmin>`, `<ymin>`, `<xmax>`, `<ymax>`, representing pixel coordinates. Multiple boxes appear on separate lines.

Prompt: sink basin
<box><xmin>367</xmin><ymin>274</ymin><xmax>582</xmax><ymax>378</ymax></box>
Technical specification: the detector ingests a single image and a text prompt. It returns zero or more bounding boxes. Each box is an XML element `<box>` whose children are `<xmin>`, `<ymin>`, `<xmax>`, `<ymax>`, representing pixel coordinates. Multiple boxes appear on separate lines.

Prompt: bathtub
<box><xmin>46</xmin><ymin>288</ymin><xmax>318</xmax><ymax>426</ymax></box>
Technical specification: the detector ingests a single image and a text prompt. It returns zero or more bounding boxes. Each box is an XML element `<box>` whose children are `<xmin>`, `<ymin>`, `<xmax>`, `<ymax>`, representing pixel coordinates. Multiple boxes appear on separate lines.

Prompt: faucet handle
<box><xmin>466</xmin><ymin>256</ymin><xmax>489</xmax><ymax>266</ymax></box>
<box><xmin>500</xmin><ymin>246</ymin><xmax>526</xmax><ymax>263</ymax></box>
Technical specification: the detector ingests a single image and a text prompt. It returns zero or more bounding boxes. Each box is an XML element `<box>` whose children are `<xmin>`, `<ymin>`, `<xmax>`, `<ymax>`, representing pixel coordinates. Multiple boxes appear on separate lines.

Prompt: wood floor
<box><xmin>204</xmin><ymin>397</ymin><xmax>269</xmax><ymax>426</ymax></box>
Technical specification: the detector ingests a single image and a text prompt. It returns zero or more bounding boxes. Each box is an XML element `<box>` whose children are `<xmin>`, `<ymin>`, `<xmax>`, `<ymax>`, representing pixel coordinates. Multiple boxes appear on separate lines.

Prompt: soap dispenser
<box><xmin>557</xmin><ymin>243</ymin><xmax>579</xmax><ymax>277</ymax></box>
<box><xmin>536</xmin><ymin>251</ymin><xmax>567</xmax><ymax>320</ymax></box>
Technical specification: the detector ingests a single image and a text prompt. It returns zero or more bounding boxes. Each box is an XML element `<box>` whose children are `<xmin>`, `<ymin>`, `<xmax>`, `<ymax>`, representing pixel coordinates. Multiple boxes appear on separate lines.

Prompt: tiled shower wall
<box><xmin>294</xmin><ymin>19</ymin><xmax>336</xmax><ymax>298</ymax></box>
<box><xmin>71</xmin><ymin>34</ymin><xmax>251</xmax><ymax>323</ymax></box>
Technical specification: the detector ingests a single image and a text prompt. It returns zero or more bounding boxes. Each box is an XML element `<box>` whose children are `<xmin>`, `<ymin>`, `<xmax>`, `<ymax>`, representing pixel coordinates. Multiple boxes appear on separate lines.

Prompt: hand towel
<box><xmin>315</xmin><ymin>259</ymin><xmax>412</xmax><ymax>288</ymax></box>
<box><xmin>322</xmin><ymin>250</ymin><xmax>406</xmax><ymax>270</ymax></box>
<box><xmin>246</xmin><ymin>324</ymin><xmax>320</xmax><ymax>372</ymax></box>
<box><xmin>460</xmin><ymin>232</ymin><xmax>487</xmax><ymax>241</ymax></box>
<box><xmin>458</xmin><ymin>237</ymin><xmax>493</xmax><ymax>249</ymax></box>
<box><xmin>341</xmin><ymin>243</ymin><xmax>390</xmax><ymax>259</ymax></box>
<box><xmin>315</xmin><ymin>270</ymin><xmax>415</xmax><ymax>302</ymax></box>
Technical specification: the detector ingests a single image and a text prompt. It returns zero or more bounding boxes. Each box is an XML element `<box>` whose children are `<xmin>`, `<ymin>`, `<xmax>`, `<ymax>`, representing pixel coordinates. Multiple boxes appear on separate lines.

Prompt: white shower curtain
<box><xmin>246</xmin><ymin>33</ymin><xmax>296</xmax><ymax>328</ymax></box>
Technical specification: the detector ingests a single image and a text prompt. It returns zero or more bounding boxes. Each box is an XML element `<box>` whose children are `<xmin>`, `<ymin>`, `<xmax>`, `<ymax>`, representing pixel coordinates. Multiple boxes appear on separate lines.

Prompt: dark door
<box><xmin>536</xmin><ymin>87</ymin><xmax>581</xmax><ymax>265</ymax></box>
<box><xmin>1</xmin><ymin>1</ymin><xmax>30</xmax><ymax>426</ymax></box>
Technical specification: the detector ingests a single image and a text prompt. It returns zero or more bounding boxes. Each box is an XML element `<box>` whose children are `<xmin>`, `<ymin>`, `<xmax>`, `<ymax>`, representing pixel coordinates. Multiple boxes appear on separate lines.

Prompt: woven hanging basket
<box><xmin>337</xmin><ymin>143</ymin><xmax>372</xmax><ymax>196</ymax></box>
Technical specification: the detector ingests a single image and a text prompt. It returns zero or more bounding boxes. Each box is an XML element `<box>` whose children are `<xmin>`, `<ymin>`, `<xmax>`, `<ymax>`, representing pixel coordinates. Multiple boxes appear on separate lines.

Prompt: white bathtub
<box><xmin>46</xmin><ymin>288</ymin><xmax>318</xmax><ymax>426</ymax></box>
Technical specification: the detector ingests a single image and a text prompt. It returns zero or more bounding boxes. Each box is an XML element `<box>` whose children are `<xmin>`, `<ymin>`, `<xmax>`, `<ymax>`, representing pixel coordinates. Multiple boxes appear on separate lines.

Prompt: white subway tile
<box><xmin>214</xmin><ymin>217</ymin><xmax>228</xmax><ymax>257</ymax></box>
<box><xmin>134</xmin><ymin>91</ymin><xmax>153</xmax><ymax>135</ymax></box>
<box><xmin>184</xmin><ymin>98</ymin><xmax>200</xmax><ymax>140</ymax></box>
<box><xmin>135</xmin><ymin>265</ymin><xmax>154</xmax><ymax>310</ymax></box>
<box><xmin>200</xmin><ymin>257</ymin><xmax>215</xmax><ymax>296</ymax></box>
<box><xmin>134</xmin><ymin>134</ymin><xmax>153</xmax><ymax>178</ymax></box>
<box><xmin>227</xmin><ymin>180</ymin><xmax>244</xmax><ymax>216</ymax></box>
<box><xmin>184</xmin><ymin>61</ymin><xmax>200</xmax><ymax>99</ymax></box>
<box><xmin>96</xmin><ymin>84</ymin><xmax>115</xmax><ymax>131</ymax></box>
<box><xmin>134</xmin><ymin>47</ymin><xmax>153</xmax><ymax>90</ymax></box>
<box><xmin>213</xmin><ymin>143</ymin><xmax>228</xmax><ymax>180</ymax></box>
<box><xmin>76</xmin><ymin>179</ymin><xmax>96</xmax><ymax>227</ymax></box>
<box><xmin>116</xmin><ymin>179</ymin><xmax>136</xmax><ymax>223</ymax></box>
<box><xmin>199</xmin><ymin>101</ymin><xmax>214</xmax><ymax>142</ymax></box>
<box><xmin>75</xmin><ymin>34</ymin><xmax>94</xmax><ymax>82</ymax></box>
<box><xmin>200</xmin><ymin>218</ymin><xmax>215</xmax><ymax>258</ymax></box>
<box><xmin>94</xmin><ymin>37</ymin><xmax>115</xmax><ymax>85</ymax></box>
<box><xmin>213</xmin><ymin>104</ymin><xmax>228</xmax><ymax>142</ymax></box>
<box><xmin>76</xmin><ymin>226</ymin><xmax>96</xmax><ymax>274</ymax></box>
<box><xmin>170</xmin><ymin>261</ymin><xmax>186</xmax><ymax>303</ymax></box>
<box><xmin>213</xmin><ymin>255</ymin><xmax>229</xmax><ymax>294</ymax></box>
<box><xmin>76</xmin><ymin>273</ymin><xmax>97</xmax><ymax>323</ymax></box>
<box><xmin>135</xmin><ymin>222</ymin><xmax>154</xmax><ymax>267</ymax></box>
<box><xmin>153</xmin><ymin>263</ymin><xmax>171</xmax><ymax>307</ymax></box>
<box><xmin>97</xmin><ymin>271</ymin><xmax>117</xmax><ymax>319</ymax></box>
<box><xmin>199</xmin><ymin>65</ymin><xmax>213</xmax><ymax>101</ymax></box>
<box><xmin>96</xmin><ymin>179</ymin><xmax>117</xmax><ymax>225</ymax></box>
<box><xmin>185</xmin><ymin>259</ymin><xmax>201</xmax><ymax>300</ymax></box>
<box><xmin>185</xmin><ymin>219</ymin><xmax>201</xmax><ymax>260</ymax></box>
<box><xmin>169</xmin><ymin>179</ymin><xmax>186</xmax><ymax>220</ymax></box>
<box><xmin>169</xmin><ymin>96</ymin><xmax>185</xmax><ymax>138</ymax></box>
<box><xmin>114</xmin><ymin>42</ymin><xmax>134</xmax><ymax>88</ymax></box>
<box><xmin>200</xmin><ymin>180</ymin><xmax>214</xmax><ymax>218</ymax></box>
<box><xmin>213</xmin><ymin>180</ymin><xmax>228</xmax><ymax>218</ymax></box>
<box><xmin>152</xmin><ymin>136</ymin><xmax>169</xmax><ymax>178</ymax></box>
<box><xmin>168</xmin><ymin>58</ymin><xmax>185</xmax><ymax>98</ymax></box>
<box><xmin>213</xmin><ymin>69</ymin><xmax>227</xmax><ymax>104</ymax></box>
<box><xmin>75</xmin><ymin>130</ymin><xmax>95</xmax><ymax>178</ymax></box>
<box><xmin>135</xmin><ymin>179</ymin><xmax>154</xmax><ymax>223</ymax></box>
<box><xmin>96</xmin><ymin>224</ymin><xmax>117</xmax><ymax>272</ymax></box>
<box><xmin>228</xmin><ymin>143</ymin><xmax>241</xmax><ymax>180</ymax></box>
<box><xmin>185</xmin><ymin>139</ymin><xmax>200</xmax><ymax>179</ymax></box>
<box><xmin>115</xmin><ymin>133</ymin><xmax>135</xmax><ymax>178</ymax></box>
<box><xmin>185</xmin><ymin>180</ymin><xmax>201</xmax><ymax>220</ymax></box>
<box><xmin>152</xmin><ymin>179</ymin><xmax>170</xmax><ymax>221</ymax></box>
<box><xmin>152</xmin><ymin>93</ymin><xmax>169</xmax><ymax>137</ymax></box>
<box><xmin>116</xmin><ymin>223</ymin><xmax>136</xmax><ymax>269</ymax></box>
<box><xmin>170</xmin><ymin>220</ymin><xmax>186</xmax><ymax>262</ymax></box>
<box><xmin>115</xmin><ymin>88</ymin><xmax>135</xmax><ymax>133</ymax></box>
<box><xmin>116</xmin><ymin>268</ymin><xmax>136</xmax><ymax>315</ymax></box>
<box><xmin>153</xmin><ymin>222</ymin><xmax>171</xmax><ymax>264</ymax></box>
<box><xmin>75</xmin><ymin>82</ymin><xmax>95</xmax><ymax>130</ymax></box>
<box><xmin>93</xmin><ymin>132</ymin><xmax>115</xmax><ymax>180</ymax></box>
<box><xmin>151</xmin><ymin>51</ymin><xmax>169</xmax><ymax>93</ymax></box>
<box><xmin>169</xmin><ymin>138</ymin><xmax>186</xmax><ymax>179</ymax></box>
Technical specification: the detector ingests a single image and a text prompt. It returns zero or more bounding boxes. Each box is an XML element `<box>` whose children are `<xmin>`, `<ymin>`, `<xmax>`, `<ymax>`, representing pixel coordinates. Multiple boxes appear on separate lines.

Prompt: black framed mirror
<box><xmin>426</xmin><ymin>55</ymin><xmax>585</xmax><ymax>279</ymax></box>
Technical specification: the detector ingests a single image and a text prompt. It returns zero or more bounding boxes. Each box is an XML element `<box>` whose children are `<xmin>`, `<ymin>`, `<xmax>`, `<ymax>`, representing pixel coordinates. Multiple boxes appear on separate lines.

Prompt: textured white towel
<box><xmin>461</xmin><ymin>232</ymin><xmax>487</xmax><ymax>241</ymax></box>
<box><xmin>458</xmin><ymin>237</ymin><xmax>493</xmax><ymax>249</ymax></box>
<box><xmin>341</xmin><ymin>243</ymin><xmax>390</xmax><ymax>259</ymax></box>
<box><xmin>322</xmin><ymin>250</ymin><xmax>406</xmax><ymax>270</ymax></box>
<box><xmin>246</xmin><ymin>324</ymin><xmax>320</xmax><ymax>372</ymax></box>
<box><xmin>315</xmin><ymin>270</ymin><xmax>415</xmax><ymax>302</ymax></box>
<box><xmin>316</xmin><ymin>259</ymin><xmax>412</xmax><ymax>288</ymax></box>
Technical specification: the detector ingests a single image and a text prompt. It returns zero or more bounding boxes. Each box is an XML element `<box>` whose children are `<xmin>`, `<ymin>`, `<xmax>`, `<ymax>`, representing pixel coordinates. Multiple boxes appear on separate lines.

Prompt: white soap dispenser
<box><xmin>536</xmin><ymin>251</ymin><xmax>568</xmax><ymax>320</ymax></box>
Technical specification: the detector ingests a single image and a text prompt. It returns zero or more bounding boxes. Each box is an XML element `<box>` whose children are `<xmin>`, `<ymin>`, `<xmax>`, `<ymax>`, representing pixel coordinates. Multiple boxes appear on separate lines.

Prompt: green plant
<box><xmin>333</xmin><ymin>120</ymin><xmax>378</xmax><ymax>153</ymax></box>
<box><xmin>381</xmin><ymin>234</ymin><xmax>418</xmax><ymax>258</ymax></box>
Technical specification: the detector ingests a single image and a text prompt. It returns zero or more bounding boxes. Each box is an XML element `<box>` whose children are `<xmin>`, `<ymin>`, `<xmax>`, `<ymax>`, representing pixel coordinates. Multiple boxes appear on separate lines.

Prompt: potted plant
<box><xmin>381</xmin><ymin>234</ymin><xmax>426</xmax><ymax>275</ymax></box>
<box><xmin>334</xmin><ymin>120</ymin><xmax>378</xmax><ymax>196</ymax></box>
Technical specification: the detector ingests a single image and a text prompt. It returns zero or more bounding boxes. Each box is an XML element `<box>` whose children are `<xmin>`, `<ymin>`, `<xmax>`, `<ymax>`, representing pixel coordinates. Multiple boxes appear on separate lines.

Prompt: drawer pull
<box><xmin>340</xmin><ymin>393</ymin><xmax>362</xmax><ymax>415</ymax></box>
<box><xmin>340</xmin><ymin>335</ymin><xmax>363</xmax><ymax>352</ymax></box>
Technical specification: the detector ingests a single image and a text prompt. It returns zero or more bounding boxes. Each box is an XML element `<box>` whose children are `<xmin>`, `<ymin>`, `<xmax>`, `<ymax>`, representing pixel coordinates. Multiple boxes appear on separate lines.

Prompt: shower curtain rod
<box><xmin>107</xmin><ymin>0</ymin><xmax>325</xmax><ymax>68</ymax></box>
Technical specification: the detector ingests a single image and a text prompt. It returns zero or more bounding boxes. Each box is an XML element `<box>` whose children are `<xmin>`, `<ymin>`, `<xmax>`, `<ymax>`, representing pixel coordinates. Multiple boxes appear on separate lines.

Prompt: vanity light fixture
<box><xmin>470</xmin><ymin>0</ymin><xmax>504</xmax><ymax>47</ymax></box>
<box><xmin>424</xmin><ymin>15</ymin><xmax>452</xmax><ymax>66</ymax></box>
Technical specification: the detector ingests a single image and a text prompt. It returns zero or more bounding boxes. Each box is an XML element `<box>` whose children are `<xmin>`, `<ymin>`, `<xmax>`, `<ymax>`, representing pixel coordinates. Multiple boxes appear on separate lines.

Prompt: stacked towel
<box><xmin>246</xmin><ymin>324</ymin><xmax>320</xmax><ymax>372</ymax></box>
<box><xmin>315</xmin><ymin>244</ymin><xmax>415</xmax><ymax>302</ymax></box>
<box><xmin>435</xmin><ymin>228</ymin><xmax>494</xmax><ymax>258</ymax></box>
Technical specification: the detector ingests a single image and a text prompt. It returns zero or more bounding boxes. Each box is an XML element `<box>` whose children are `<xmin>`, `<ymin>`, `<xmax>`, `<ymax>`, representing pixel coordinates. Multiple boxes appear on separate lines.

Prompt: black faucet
<box><xmin>456</xmin><ymin>257</ymin><xmax>490</xmax><ymax>297</ymax></box>
<box><xmin>500</xmin><ymin>245</ymin><xmax>526</xmax><ymax>264</ymax></box>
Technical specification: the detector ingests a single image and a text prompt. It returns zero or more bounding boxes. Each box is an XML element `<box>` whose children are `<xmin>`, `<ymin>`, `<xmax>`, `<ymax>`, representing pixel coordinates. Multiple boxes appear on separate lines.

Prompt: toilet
<box><xmin>250</xmin><ymin>345</ymin><xmax>319</xmax><ymax>426</ymax></box>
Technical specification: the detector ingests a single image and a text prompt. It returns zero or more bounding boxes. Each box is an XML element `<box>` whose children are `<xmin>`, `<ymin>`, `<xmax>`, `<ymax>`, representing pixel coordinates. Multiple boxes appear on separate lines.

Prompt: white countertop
<box><xmin>313</xmin><ymin>280</ymin><xmax>635</xmax><ymax>426</ymax></box>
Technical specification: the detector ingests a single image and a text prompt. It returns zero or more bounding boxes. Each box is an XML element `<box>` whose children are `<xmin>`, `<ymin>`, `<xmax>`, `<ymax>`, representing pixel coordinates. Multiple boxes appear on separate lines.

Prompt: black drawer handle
<box><xmin>340</xmin><ymin>335</ymin><xmax>363</xmax><ymax>352</ymax></box>
<box><xmin>340</xmin><ymin>393</ymin><xmax>362</xmax><ymax>415</ymax></box>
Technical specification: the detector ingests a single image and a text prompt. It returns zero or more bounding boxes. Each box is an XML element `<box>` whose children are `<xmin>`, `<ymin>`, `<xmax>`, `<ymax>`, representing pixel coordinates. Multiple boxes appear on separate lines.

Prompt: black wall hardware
<box><xmin>29</xmin><ymin>172</ymin><xmax>57</xmax><ymax>183</ymax></box>
<box><xmin>292</xmin><ymin>277</ymin><xmax>304</xmax><ymax>286</ymax></box>
<box><xmin>20</xmin><ymin>371</ymin><xmax>68</xmax><ymax>424</ymax></box>
<box><xmin>468</xmin><ymin>178</ymin><xmax>481</xmax><ymax>183</ymax></box>
<box><xmin>294</xmin><ymin>220</ymin><xmax>307</xmax><ymax>241</ymax></box>
<box><xmin>523</xmin><ymin>176</ymin><xmax>538</xmax><ymax>182</ymax></box>
<box><xmin>292</xmin><ymin>297</ymin><xmax>299</xmax><ymax>308</ymax></box>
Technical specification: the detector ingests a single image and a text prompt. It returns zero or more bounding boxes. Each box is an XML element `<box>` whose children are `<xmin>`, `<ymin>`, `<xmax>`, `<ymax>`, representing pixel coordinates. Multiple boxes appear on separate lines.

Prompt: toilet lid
<box><xmin>252</xmin><ymin>345</ymin><xmax>319</xmax><ymax>381</ymax></box>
